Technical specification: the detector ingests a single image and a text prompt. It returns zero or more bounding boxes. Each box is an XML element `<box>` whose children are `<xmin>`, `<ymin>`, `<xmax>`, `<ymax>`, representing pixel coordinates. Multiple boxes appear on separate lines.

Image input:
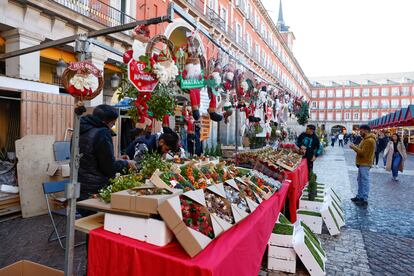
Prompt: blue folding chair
<box><xmin>42</xmin><ymin>179</ymin><xmax>84</xmax><ymax>249</ymax></box>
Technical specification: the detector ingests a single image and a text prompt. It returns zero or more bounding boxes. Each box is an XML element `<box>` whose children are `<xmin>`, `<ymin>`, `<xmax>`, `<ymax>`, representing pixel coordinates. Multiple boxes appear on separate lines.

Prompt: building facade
<box><xmin>309</xmin><ymin>72</ymin><xmax>414</xmax><ymax>133</ymax></box>
<box><xmin>0</xmin><ymin>0</ymin><xmax>310</xmax><ymax>150</ymax></box>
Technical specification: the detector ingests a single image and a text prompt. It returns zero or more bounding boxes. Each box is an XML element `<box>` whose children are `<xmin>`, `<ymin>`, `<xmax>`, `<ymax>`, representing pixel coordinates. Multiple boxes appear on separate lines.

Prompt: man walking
<box><xmin>338</xmin><ymin>132</ymin><xmax>344</xmax><ymax>147</ymax></box>
<box><xmin>374</xmin><ymin>131</ymin><xmax>388</xmax><ymax>168</ymax></box>
<box><xmin>296</xmin><ymin>124</ymin><xmax>321</xmax><ymax>174</ymax></box>
<box><xmin>349</xmin><ymin>125</ymin><xmax>376</xmax><ymax>206</ymax></box>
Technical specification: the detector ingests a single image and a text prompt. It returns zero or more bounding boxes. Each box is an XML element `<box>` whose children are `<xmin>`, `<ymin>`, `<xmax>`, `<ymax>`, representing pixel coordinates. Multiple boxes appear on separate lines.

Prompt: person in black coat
<box><xmin>78</xmin><ymin>105</ymin><xmax>136</xmax><ymax>201</ymax></box>
<box><xmin>296</xmin><ymin>124</ymin><xmax>321</xmax><ymax>173</ymax></box>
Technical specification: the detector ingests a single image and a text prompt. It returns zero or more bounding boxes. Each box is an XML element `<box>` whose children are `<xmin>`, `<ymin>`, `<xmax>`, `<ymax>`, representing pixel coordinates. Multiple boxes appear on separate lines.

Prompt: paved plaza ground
<box><xmin>1</xmin><ymin>146</ymin><xmax>413</xmax><ymax>275</ymax></box>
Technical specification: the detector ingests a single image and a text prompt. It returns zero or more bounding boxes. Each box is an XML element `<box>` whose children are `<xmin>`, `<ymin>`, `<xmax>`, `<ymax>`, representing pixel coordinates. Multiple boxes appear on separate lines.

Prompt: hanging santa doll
<box><xmin>123</xmin><ymin>25</ymin><xmax>150</xmax><ymax>64</ymax></box>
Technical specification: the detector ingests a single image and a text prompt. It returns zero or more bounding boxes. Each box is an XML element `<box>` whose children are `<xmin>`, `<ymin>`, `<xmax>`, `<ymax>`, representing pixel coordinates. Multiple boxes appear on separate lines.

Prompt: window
<box><xmin>371</xmin><ymin>100</ymin><xmax>378</xmax><ymax>108</ymax></box>
<box><xmin>391</xmin><ymin>99</ymin><xmax>399</xmax><ymax>108</ymax></box>
<box><xmin>354</xmin><ymin>100</ymin><xmax>360</xmax><ymax>107</ymax></box>
<box><xmin>353</xmin><ymin>89</ymin><xmax>360</xmax><ymax>97</ymax></box>
<box><xmin>344</xmin><ymin>89</ymin><xmax>352</xmax><ymax>97</ymax></box>
<box><xmin>319</xmin><ymin>90</ymin><xmax>326</xmax><ymax>97</ymax></box>
<box><xmin>311</xmin><ymin>113</ymin><xmax>317</xmax><ymax>120</ymax></box>
<box><xmin>401</xmin><ymin>98</ymin><xmax>410</xmax><ymax>107</ymax></box>
<box><xmin>354</xmin><ymin>112</ymin><xmax>360</xmax><ymax>120</ymax></box>
<box><xmin>327</xmin><ymin>112</ymin><xmax>333</xmax><ymax>120</ymax></box>
<box><xmin>319</xmin><ymin>113</ymin><xmax>325</xmax><ymax>120</ymax></box>
<box><xmin>371</xmin><ymin>112</ymin><xmax>379</xmax><ymax>119</ymax></box>
<box><xmin>391</xmin><ymin>87</ymin><xmax>400</xmax><ymax>96</ymax></box>
<box><xmin>319</xmin><ymin>101</ymin><xmax>325</xmax><ymax>109</ymax></box>
<box><xmin>372</xmin><ymin>88</ymin><xmax>379</xmax><ymax>96</ymax></box>
<box><xmin>311</xmin><ymin>90</ymin><xmax>318</xmax><ymax>98</ymax></box>
<box><xmin>327</xmin><ymin>101</ymin><xmax>333</xmax><ymax>109</ymax></box>
<box><xmin>246</xmin><ymin>34</ymin><xmax>252</xmax><ymax>53</ymax></box>
<box><xmin>235</xmin><ymin>22</ymin><xmax>242</xmax><ymax>43</ymax></box>
<box><xmin>381</xmin><ymin>99</ymin><xmax>389</xmax><ymax>108</ymax></box>
<box><xmin>344</xmin><ymin>100</ymin><xmax>352</xmax><ymax>108</ymax></box>
<box><xmin>335</xmin><ymin>89</ymin><xmax>343</xmax><ymax>97</ymax></box>
<box><xmin>311</xmin><ymin>101</ymin><xmax>317</xmax><ymax>109</ymax></box>
<box><xmin>220</xmin><ymin>6</ymin><xmax>228</xmax><ymax>30</ymax></box>
<box><xmin>327</xmin><ymin>90</ymin><xmax>334</xmax><ymax>98</ymax></box>
<box><xmin>362</xmin><ymin>100</ymin><xmax>370</xmax><ymax>109</ymax></box>
<box><xmin>401</xmin><ymin>86</ymin><xmax>410</xmax><ymax>96</ymax></box>
<box><xmin>362</xmin><ymin>113</ymin><xmax>370</xmax><ymax>120</ymax></box>
<box><xmin>336</xmin><ymin>113</ymin><xmax>342</xmax><ymax>121</ymax></box>
<box><xmin>345</xmin><ymin>112</ymin><xmax>351</xmax><ymax>120</ymax></box>
<box><xmin>335</xmin><ymin>101</ymin><xmax>342</xmax><ymax>109</ymax></box>
<box><xmin>381</xmin><ymin>112</ymin><xmax>388</xmax><ymax>117</ymax></box>
<box><xmin>381</xmin><ymin>88</ymin><xmax>389</xmax><ymax>96</ymax></box>
<box><xmin>362</xmin><ymin>88</ymin><xmax>370</xmax><ymax>97</ymax></box>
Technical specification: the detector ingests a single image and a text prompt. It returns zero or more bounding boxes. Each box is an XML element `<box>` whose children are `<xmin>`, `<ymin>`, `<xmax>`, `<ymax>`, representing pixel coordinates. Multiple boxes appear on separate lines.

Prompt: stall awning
<box><xmin>404</xmin><ymin>105</ymin><xmax>414</xmax><ymax>126</ymax></box>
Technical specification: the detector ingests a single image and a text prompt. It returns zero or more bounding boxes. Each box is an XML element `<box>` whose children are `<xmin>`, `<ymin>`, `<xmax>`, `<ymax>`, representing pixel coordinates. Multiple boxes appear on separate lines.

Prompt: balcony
<box><xmin>53</xmin><ymin>0</ymin><xmax>135</xmax><ymax>27</ymax></box>
<box><xmin>235</xmin><ymin>0</ymin><xmax>247</xmax><ymax>16</ymax></box>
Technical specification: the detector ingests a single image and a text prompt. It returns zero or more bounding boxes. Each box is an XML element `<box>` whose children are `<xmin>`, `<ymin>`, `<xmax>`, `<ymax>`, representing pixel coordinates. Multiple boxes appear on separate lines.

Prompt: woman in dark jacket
<box><xmin>78</xmin><ymin>105</ymin><xmax>136</xmax><ymax>201</ymax></box>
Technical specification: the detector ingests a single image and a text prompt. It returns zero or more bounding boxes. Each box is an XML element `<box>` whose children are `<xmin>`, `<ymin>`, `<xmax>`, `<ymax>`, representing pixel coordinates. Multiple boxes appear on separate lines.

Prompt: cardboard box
<box><xmin>205</xmin><ymin>184</ymin><xmax>238</xmax><ymax>231</ymax></box>
<box><xmin>158</xmin><ymin>189</ymin><xmax>223</xmax><ymax>257</ymax></box>
<box><xmin>267</xmin><ymin>257</ymin><xmax>296</xmax><ymax>273</ymax></box>
<box><xmin>268</xmin><ymin>245</ymin><xmax>296</xmax><ymax>261</ymax></box>
<box><xmin>0</xmin><ymin>260</ymin><xmax>63</xmax><ymax>276</ymax></box>
<box><xmin>223</xmin><ymin>179</ymin><xmax>250</xmax><ymax>218</ymax></box>
<box><xmin>46</xmin><ymin>161</ymin><xmax>70</xmax><ymax>182</ymax></box>
<box><xmin>110</xmin><ymin>186</ymin><xmax>181</xmax><ymax>215</ymax></box>
<box><xmin>104</xmin><ymin>213</ymin><xmax>173</xmax><ymax>246</ymax></box>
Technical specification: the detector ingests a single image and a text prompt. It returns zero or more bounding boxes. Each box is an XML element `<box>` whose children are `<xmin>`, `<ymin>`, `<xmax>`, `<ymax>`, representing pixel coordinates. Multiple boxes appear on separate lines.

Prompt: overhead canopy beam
<box><xmin>0</xmin><ymin>4</ymin><xmax>174</xmax><ymax>60</ymax></box>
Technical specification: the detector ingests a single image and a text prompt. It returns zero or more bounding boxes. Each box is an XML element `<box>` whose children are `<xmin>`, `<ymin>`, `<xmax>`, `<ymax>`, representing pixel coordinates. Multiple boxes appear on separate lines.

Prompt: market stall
<box><xmin>86</xmin><ymin>182</ymin><xmax>289</xmax><ymax>276</ymax></box>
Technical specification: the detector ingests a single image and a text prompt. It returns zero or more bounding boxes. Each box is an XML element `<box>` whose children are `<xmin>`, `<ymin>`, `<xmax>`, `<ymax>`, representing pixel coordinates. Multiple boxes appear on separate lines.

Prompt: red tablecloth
<box><xmin>87</xmin><ymin>182</ymin><xmax>289</xmax><ymax>276</ymax></box>
<box><xmin>284</xmin><ymin>159</ymin><xmax>309</xmax><ymax>222</ymax></box>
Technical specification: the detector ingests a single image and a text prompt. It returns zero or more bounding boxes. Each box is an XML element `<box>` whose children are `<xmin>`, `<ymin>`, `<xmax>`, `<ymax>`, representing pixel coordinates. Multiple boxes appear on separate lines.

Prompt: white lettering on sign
<box><xmin>134</xmin><ymin>74</ymin><xmax>155</xmax><ymax>81</ymax></box>
<box><xmin>137</xmin><ymin>63</ymin><xmax>146</xmax><ymax>71</ymax></box>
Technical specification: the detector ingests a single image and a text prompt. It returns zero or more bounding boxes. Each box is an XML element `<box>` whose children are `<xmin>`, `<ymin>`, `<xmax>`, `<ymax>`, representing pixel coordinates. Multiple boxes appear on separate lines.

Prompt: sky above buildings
<box><xmin>262</xmin><ymin>0</ymin><xmax>414</xmax><ymax>78</ymax></box>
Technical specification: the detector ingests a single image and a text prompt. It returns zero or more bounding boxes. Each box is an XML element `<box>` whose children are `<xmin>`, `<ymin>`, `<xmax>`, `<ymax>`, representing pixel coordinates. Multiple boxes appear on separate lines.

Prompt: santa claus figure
<box><xmin>123</xmin><ymin>25</ymin><xmax>150</xmax><ymax>64</ymax></box>
<box><xmin>182</xmin><ymin>56</ymin><xmax>203</xmax><ymax>120</ymax></box>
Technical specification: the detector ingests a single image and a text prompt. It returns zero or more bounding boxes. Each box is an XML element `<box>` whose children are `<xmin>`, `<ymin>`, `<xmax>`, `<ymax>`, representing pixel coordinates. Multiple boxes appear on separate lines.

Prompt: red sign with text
<box><xmin>128</xmin><ymin>59</ymin><xmax>158</xmax><ymax>92</ymax></box>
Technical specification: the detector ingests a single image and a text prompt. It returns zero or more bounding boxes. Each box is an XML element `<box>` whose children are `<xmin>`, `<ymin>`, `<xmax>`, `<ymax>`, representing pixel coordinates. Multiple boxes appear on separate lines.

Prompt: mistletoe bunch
<box><xmin>147</xmin><ymin>84</ymin><xmax>176</xmax><ymax>121</ymax></box>
<box><xmin>140</xmin><ymin>152</ymin><xmax>171</xmax><ymax>178</ymax></box>
<box><xmin>294</xmin><ymin>100</ymin><xmax>310</xmax><ymax>126</ymax></box>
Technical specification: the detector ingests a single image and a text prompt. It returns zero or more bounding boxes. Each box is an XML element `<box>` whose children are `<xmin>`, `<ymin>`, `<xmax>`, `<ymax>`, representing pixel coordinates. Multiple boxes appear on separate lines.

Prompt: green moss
<box><xmin>297</xmin><ymin>210</ymin><xmax>322</xmax><ymax>217</ymax></box>
<box><xmin>332</xmin><ymin>200</ymin><xmax>344</xmax><ymax>222</ymax></box>
<box><xmin>304</xmin><ymin>236</ymin><xmax>325</xmax><ymax>271</ymax></box>
<box><xmin>328</xmin><ymin>206</ymin><xmax>340</xmax><ymax>231</ymax></box>
<box><xmin>273</xmin><ymin>223</ymin><xmax>294</xmax><ymax>235</ymax></box>
<box><xmin>278</xmin><ymin>213</ymin><xmax>292</xmax><ymax>225</ymax></box>
<box><xmin>301</xmin><ymin>222</ymin><xmax>326</xmax><ymax>257</ymax></box>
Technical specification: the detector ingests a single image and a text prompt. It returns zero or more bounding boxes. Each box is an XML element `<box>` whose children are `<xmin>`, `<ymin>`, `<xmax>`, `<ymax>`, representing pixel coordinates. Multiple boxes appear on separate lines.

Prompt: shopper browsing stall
<box><xmin>384</xmin><ymin>133</ymin><xmax>407</xmax><ymax>181</ymax></box>
<box><xmin>133</xmin><ymin>127</ymin><xmax>180</xmax><ymax>168</ymax></box>
<box><xmin>296</xmin><ymin>124</ymin><xmax>320</xmax><ymax>173</ymax></box>
<box><xmin>78</xmin><ymin>105</ymin><xmax>136</xmax><ymax>202</ymax></box>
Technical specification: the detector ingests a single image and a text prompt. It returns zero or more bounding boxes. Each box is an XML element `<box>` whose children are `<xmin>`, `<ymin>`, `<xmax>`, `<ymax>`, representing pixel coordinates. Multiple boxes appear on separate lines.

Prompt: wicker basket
<box><xmin>145</xmin><ymin>34</ymin><xmax>175</xmax><ymax>58</ymax></box>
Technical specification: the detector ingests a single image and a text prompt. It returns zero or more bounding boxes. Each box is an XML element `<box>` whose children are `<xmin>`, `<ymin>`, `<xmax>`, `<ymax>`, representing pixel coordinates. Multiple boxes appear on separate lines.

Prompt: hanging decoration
<box><xmin>147</xmin><ymin>84</ymin><xmax>176</xmax><ymax>121</ymax></box>
<box><xmin>62</xmin><ymin>61</ymin><xmax>103</xmax><ymax>101</ymax></box>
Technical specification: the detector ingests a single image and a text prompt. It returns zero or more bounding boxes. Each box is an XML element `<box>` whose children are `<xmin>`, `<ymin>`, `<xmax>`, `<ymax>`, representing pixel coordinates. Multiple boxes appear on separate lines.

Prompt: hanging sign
<box><xmin>62</xmin><ymin>61</ymin><xmax>103</xmax><ymax>100</ymax></box>
<box><xmin>200</xmin><ymin>115</ymin><xmax>211</xmax><ymax>141</ymax></box>
<box><xmin>128</xmin><ymin>59</ymin><xmax>158</xmax><ymax>92</ymax></box>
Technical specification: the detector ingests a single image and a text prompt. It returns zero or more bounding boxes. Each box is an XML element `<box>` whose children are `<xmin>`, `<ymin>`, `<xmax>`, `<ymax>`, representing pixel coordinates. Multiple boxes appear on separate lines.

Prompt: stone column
<box><xmin>2</xmin><ymin>28</ymin><xmax>44</xmax><ymax>81</ymax></box>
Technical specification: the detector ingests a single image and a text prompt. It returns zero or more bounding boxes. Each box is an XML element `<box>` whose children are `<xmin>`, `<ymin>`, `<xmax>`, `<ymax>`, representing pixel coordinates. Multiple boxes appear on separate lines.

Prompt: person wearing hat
<box><xmin>350</xmin><ymin>124</ymin><xmax>376</xmax><ymax>206</ymax></box>
<box><xmin>296</xmin><ymin>124</ymin><xmax>321</xmax><ymax>174</ymax></box>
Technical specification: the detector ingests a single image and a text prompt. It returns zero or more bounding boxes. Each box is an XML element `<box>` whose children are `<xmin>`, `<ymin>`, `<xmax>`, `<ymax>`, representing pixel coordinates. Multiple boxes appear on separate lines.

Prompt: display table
<box><xmin>87</xmin><ymin>182</ymin><xmax>289</xmax><ymax>276</ymax></box>
<box><xmin>284</xmin><ymin>159</ymin><xmax>309</xmax><ymax>222</ymax></box>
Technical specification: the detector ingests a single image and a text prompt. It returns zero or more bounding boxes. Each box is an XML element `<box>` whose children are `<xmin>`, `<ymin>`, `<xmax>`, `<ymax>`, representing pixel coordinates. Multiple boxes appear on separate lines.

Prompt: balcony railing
<box><xmin>53</xmin><ymin>0</ymin><xmax>135</xmax><ymax>27</ymax></box>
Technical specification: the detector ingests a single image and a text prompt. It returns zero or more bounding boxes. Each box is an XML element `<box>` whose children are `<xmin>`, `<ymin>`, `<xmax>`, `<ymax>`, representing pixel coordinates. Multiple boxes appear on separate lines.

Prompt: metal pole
<box><xmin>64</xmin><ymin>35</ymin><xmax>89</xmax><ymax>276</ymax></box>
<box><xmin>235</xmin><ymin>107</ymin><xmax>239</xmax><ymax>155</ymax></box>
